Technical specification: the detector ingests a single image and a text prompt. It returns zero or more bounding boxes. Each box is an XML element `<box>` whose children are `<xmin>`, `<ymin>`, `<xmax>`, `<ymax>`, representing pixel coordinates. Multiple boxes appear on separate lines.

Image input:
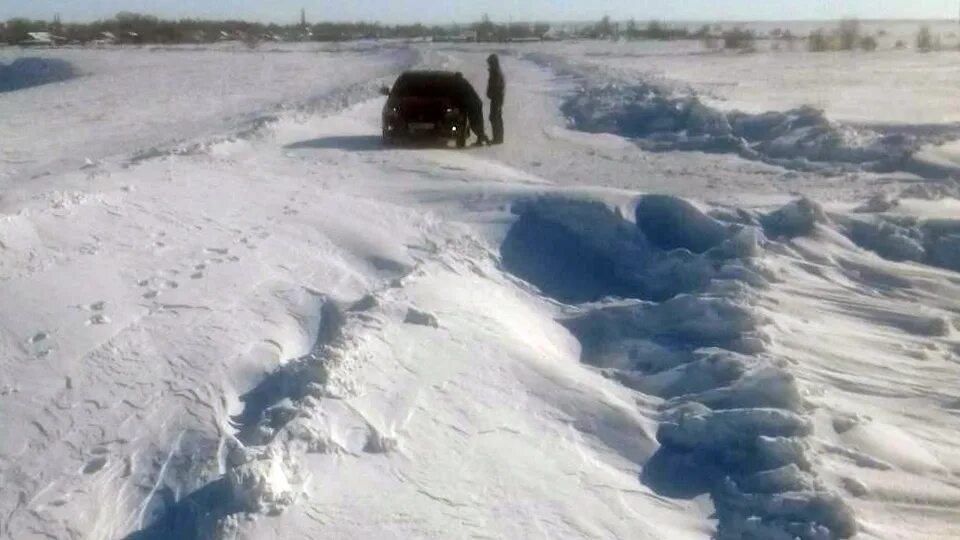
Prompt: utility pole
<box><xmin>301</xmin><ymin>8</ymin><xmax>307</xmax><ymax>29</ymax></box>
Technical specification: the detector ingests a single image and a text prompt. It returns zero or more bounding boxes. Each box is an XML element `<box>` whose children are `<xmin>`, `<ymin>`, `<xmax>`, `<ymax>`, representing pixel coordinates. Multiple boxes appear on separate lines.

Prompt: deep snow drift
<box><xmin>561</xmin><ymin>83</ymin><xmax>923</xmax><ymax>175</ymax></box>
<box><xmin>0</xmin><ymin>57</ymin><xmax>75</xmax><ymax>93</ymax></box>
<box><xmin>2</xmin><ymin>39</ymin><xmax>960</xmax><ymax>540</ymax></box>
<box><xmin>503</xmin><ymin>195</ymin><xmax>855</xmax><ymax>539</ymax></box>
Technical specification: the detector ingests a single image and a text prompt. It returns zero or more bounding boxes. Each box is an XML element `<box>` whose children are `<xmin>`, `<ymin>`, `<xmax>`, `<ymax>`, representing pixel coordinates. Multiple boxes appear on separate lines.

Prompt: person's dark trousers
<box><xmin>490</xmin><ymin>101</ymin><xmax>503</xmax><ymax>144</ymax></box>
<box><xmin>468</xmin><ymin>104</ymin><xmax>487</xmax><ymax>143</ymax></box>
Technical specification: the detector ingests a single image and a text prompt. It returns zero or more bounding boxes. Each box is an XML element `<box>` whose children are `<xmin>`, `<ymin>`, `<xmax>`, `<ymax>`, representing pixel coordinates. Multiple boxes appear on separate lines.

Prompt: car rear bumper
<box><xmin>384</xmin><ymin>119</ymin><xmax>463</xmax><ymax>139</ymax></box>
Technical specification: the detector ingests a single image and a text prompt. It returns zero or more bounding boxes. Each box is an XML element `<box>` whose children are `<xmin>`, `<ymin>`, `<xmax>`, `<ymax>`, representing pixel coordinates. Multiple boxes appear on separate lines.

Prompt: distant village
<box><xmin>0</xmin><ymin>11</ymin><xmax>785</xmax><ymax>54</ymax></box>
<box><xmin>0</xmin><ymin>12</ymin><xmax>581</xmax><ymax>47</ymax></box>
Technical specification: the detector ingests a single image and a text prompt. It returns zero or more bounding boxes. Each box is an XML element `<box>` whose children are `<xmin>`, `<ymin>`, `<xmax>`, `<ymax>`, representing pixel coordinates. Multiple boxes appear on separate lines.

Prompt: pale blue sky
<box><xmin>2</xmin><ymin>0</ymin><xmax>958</xmax><ymax>24</ymax></box>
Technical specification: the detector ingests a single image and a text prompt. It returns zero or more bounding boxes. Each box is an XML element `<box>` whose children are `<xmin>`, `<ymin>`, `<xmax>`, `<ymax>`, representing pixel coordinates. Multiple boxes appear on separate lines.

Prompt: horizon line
<box><xmin>5</xmin><ymin>14</ymin><xmax>960</xmax><ymax>25</ymax></box>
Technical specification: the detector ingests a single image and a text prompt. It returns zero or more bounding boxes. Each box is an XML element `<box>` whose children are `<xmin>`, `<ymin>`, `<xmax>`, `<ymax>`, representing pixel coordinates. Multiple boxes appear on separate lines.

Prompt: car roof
<box><xmin>397</xmin><ymin>70</ymin><xmax>459</xmax><ymax>82</ymax></box>
<box><xmin>391</xmin><ymin>71</ymin><xmax>461</xmax><ymax>98</ymax></box>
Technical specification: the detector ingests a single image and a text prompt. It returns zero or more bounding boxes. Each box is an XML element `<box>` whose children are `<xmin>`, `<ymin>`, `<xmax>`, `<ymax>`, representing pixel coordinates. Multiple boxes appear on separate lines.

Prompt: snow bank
<box><xmin>635</xmin><ymin>195</ymin><xmax>730</xmax><ymax>253</ymax></box>
<box><xmin>658</xmin><ymin>408</ymin><xmax>812</xmax><ymax>450</ymax></box>
<box><xmin>761</xmin><ymin>198</ymin><xmax>829</xmax><ymax>239</ymax></box>
<box><xmin>0</xmin><ymin>57</ymin><xmax>75</xmax><ymax>92</ymax></box>
<box><xmin>501</xmin><ymin>195</ymin><xmax>769</xmax><ymax>303</ymax></box>
<box><xmin>560</xmin><ymin>78</ymin><xmax>930</xmax><ymax>176</ymax></box>
<box><xmin>838</xmin><ymin>210</ymin><xmax>960</xmax><ymax>273</ymax></box>
<box><xmin>501</xmin><ymin>195</ymin><xmax>858</xmax><ymax>539</ymax></box>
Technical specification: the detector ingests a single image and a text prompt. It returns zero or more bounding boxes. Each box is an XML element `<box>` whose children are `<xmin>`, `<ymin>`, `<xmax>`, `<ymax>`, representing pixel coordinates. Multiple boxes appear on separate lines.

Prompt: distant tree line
<box><xmin>580</xmin><ymin>17</ymin><xmax>703</xmax><ymax>41</ymax></box>
<box><xmin>6</xmin><ymin>13</ymin><xmax>945</xmax><ymax>53</ymax></box>
<box><xmin>0</xmin><ymin>12</ymin><xmax>555</xmax><ymax>45</ymax></box>
<box><xmin>583</xmin><ymin>17</ymin><xmax>758</xmax><ymax>51</ymax></box>
<box><xmin>807</xmin><ymin>19</ymin><xmax>878</xmax><ymax>52</ymax></box>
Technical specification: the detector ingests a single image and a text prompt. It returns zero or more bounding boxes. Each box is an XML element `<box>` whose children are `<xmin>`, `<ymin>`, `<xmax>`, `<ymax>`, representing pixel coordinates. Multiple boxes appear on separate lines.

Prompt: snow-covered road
<box><xmin>2</xmin><ymin>42</ymin><xmax>960</xmax><ymax>540</ymax></box>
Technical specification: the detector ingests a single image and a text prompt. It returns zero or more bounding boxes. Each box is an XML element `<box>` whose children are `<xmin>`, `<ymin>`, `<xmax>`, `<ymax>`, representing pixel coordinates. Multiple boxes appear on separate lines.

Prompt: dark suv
<box><xmin>381</xmin><ymin>71</ymin><xmax>469</xmax><ymax>148</ymax></box>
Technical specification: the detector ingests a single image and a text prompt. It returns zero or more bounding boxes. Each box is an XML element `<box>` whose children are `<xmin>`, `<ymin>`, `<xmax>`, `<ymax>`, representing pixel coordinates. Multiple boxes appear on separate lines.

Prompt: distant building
<box><xmin>435</xmin><ymin>30</ymin><xmax>477</xmax><ymax>43</ymax></box>
<box><xmin>541</xmin><ymin>28</ymin><xmax>568</xmax><ymax>41</ymax></box>
<box><xmin>120</xmin><ymin>31</ymin><xmax>142</xmax><ymax>44</ymax></box>
<box><xmin>93</xmin><ymin>31</ymin><xmax>118</xmax><ymax>45</ymax></box>
<box><xmin>20</xmin><ymin>32</ymin><xmax>66</xmax><ymax>47</ymax></box>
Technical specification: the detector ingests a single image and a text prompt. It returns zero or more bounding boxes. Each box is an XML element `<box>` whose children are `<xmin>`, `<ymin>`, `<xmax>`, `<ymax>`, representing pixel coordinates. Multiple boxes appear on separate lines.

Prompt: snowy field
<box><xmin>2</xmin><ymin>28</ymin><xmax>960</xmax><ymax>540</ymax></box>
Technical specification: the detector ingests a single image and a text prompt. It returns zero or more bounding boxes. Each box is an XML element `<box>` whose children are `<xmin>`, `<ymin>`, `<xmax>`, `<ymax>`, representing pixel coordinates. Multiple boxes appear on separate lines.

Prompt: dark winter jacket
<box><xmin>487</xmin><ymin>62</ymin><xmax>505</xmax><ymax>103</ymax></box>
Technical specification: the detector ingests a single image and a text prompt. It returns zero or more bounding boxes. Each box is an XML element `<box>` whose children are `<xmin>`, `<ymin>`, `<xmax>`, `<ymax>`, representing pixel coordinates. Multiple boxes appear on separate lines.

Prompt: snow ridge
<box><xmin>836</xmin><ymin>193</ymin><xmax>960</xmax><ymax>274</ymax></box>
<box><xmin>502</xmin><ymin>195</ymin><xmax>858</xmax><ymax>539</ymax></box>
<box><xmin>125</xmin><ymin>288</ymin><xmax>396</xmax><ymax>539</ymax></box>
<box><xmin>526</xmin><ymin>51</ymin><xmax>960</xmax><ymax>179</ymax></box>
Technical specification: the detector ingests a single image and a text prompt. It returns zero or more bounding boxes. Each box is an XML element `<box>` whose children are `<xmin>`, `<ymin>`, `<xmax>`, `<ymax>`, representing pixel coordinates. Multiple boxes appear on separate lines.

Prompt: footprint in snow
<box><xmin>82</xmin><ymin>456</ymin><xmax>107</xmax><ymax>474</ymax></box>
<box><xmin>86</xmin><ymin>314</ymin><xmax>110</xmax><ymax>326</ymax></box>
<box><xmin>27</xmin><ymin>332</ymin><xmax>53</xmax><ymax>357</ymax></box>
<box><xmin>205</xmin><ymin>247</ymin><xmax>229</xmax><ymax>255</ymax></box>
<box><xmin>73</xmin><ymin>301</ymin><xmax>107</xmax><ymax>312</ymax></box>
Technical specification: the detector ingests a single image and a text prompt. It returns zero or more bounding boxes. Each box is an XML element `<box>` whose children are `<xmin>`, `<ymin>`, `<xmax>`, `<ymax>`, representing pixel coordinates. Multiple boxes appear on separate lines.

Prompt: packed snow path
<box><xmin>1</xmin><ymin>43</ymin><xmax>959</xmax><ymax>540</ymax></box>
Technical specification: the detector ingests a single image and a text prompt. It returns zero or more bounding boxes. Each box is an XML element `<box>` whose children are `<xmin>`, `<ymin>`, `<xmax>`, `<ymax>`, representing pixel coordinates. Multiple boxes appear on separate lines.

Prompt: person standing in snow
<box><xmin>453</xmin><ymin>72</ymin><xmax>489</xmax><ymax>146</ymax></box>
<box><xmin>487</xmin><ymin>54</ymin><xmax>505</xmax><ymax>145</ymax></box>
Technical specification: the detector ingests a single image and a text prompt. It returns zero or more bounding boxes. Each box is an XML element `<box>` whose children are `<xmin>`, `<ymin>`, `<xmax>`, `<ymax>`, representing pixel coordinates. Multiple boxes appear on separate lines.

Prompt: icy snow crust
<box><xmin>2</xmin><ymin>41</ymin><xmax>960</xmax><ymax>540</ymax></box>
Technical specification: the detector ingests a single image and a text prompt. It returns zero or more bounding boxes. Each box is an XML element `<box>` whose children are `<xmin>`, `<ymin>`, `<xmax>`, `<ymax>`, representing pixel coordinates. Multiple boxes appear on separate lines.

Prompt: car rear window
<box><xmin>393</xmin><ymin>73</ymin><xmax>456</xmax><ymax>97</ymax></box>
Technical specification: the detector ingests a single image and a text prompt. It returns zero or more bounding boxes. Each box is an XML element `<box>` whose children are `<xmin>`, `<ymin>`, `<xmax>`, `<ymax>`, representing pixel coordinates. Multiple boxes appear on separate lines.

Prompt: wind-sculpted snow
<box><xmin>635</xmin><ymin>195</ymin><xmax>729</xmax><ymax>253</ymax></box>
<box><xmin>500</xmin><ymin>196</ymin><xmax>764</xmax><ymax>303</ymax></box>
<box><xmin>761</xmin><ymin>186</ymin><xmax>960</xmax><ymax>275</ymax></box>
<box><xmin>126</xmin><ymin>290</ymin><xmax>396</xmax><ymax>539</ymax></box>
<box><xmin>0</xmin><ymin>57</ymin><xmax>75</xmax><ymax>92</ymax></box>
<box><xmin>502</xmin><ymin>195</ymin><xmax>858</xmax><ymax>539</ymax></box>
<box><xmin>838</xmin><ymin>211</ymin><xmax>960</xmax><ymax>274</ymax></box>
<box><xmin>556</xmin><ymin>76</ymin><xmax>960</xmax><ymax>177</ymax></box>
